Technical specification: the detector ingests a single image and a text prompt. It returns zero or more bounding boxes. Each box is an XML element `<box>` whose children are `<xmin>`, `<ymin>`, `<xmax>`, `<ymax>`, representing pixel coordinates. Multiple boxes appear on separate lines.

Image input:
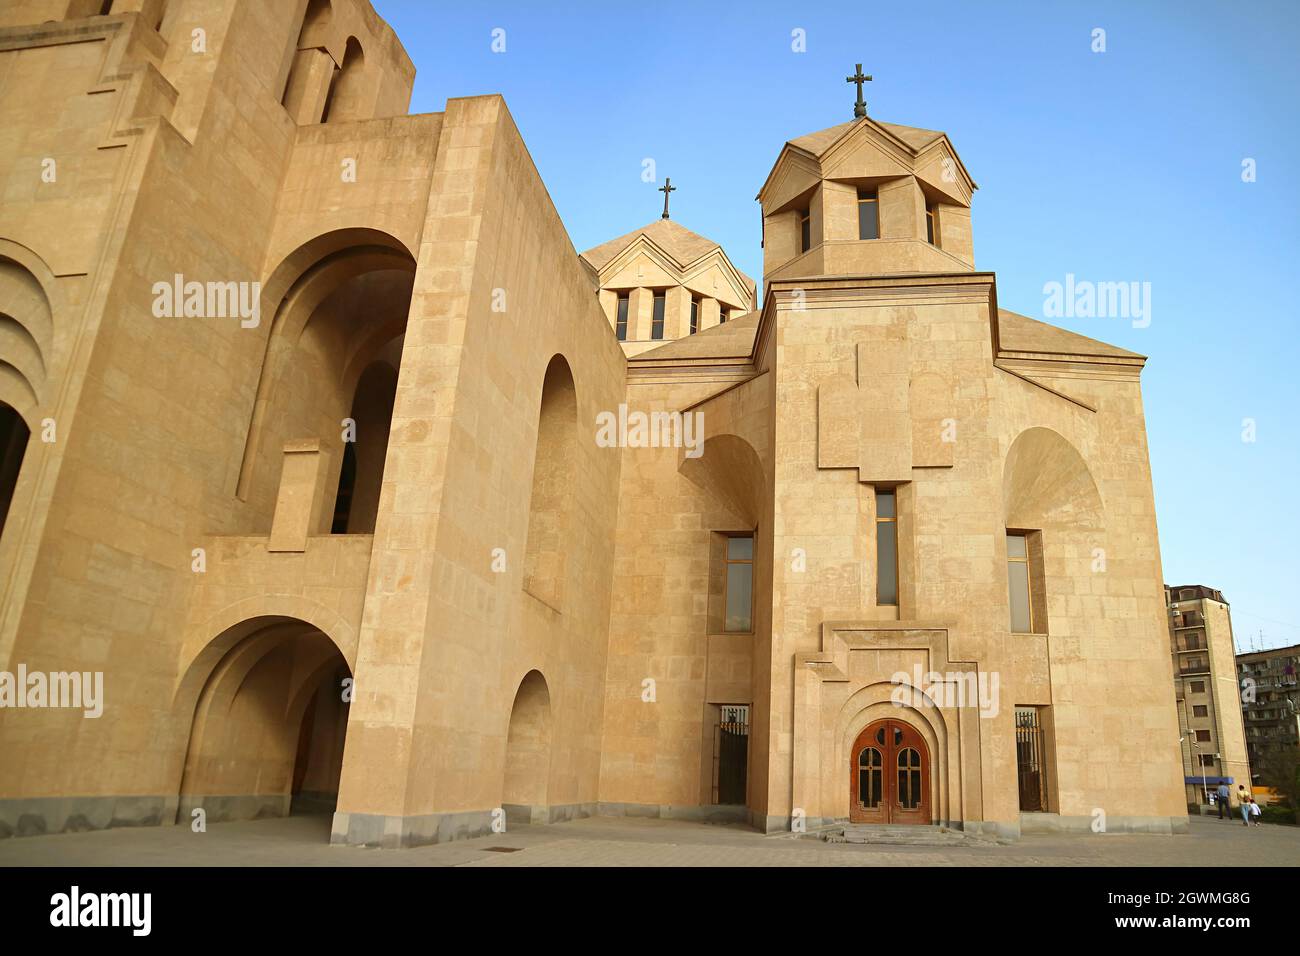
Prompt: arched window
<box><xmin>280</xmin><ymin>0</ymin><xmax>333</xmax><ymax>116</ymax></box>
<box><xmin>0</xmin><ymin>403</ymin><xmax>30</xmax><ymax>541</ymax></box>
<box><xmin>522</xmin><ymin>356</ymin><xmax>577</xmax><ymax>609</ymax></box>
<box><xmin>322</xmin><ymin>37</ymin><xmax>365</xmax><ymax>123</ymax></box>
<box><xmin>331</xmin><ymin>361</ymin><xmax>397</xmax><ymax>534</ymax></box>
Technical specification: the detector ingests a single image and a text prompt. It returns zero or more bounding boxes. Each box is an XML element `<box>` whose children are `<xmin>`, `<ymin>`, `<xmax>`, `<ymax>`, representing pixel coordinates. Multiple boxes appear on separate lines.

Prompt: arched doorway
<box><xmin>502</xmin><ymin>670</ymin><xmax>552</xmax><ymax>824</ymax></box>
<box><xmin>850</xmin><ymin>718</ymin><xmax>930</xmax><ymax>825</ymax></box>
<box><xmin>177</xmin><ymin>617</ymin><xmax>352</xmax><ymax>829</ymax></box>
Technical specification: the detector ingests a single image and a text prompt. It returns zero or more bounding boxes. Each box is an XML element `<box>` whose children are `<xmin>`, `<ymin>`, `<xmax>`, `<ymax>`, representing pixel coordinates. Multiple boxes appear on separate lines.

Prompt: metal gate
<box><xmin>1015</xmin><ymin>706</ymin><xmax>1048</xmax><ymax>812</ymax></box>
<box><xmin>713</xmin><ymin>705</ymin><xmax>749</xmax><ymax>806</ymax></box>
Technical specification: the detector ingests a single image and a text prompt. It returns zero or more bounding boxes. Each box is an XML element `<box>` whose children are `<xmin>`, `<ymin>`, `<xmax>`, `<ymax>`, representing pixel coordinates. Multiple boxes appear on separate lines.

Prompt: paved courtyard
<box><xmin>0</xmin><ymin>812</ymin><xmax>1296</xmax><ymax>867</ymax></box>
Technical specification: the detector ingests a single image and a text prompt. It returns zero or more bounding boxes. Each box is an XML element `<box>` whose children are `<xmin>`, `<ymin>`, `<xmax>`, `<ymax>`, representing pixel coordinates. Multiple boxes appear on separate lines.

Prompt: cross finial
<box><xmin>846</xmin><ymin>63</ymin><xmax>872</xmax><ymax>119</ymax></box>
<box><xmin>659</xmin><ymin>178</ymin><xmax>676</xmax><ymax>219</ymax></box>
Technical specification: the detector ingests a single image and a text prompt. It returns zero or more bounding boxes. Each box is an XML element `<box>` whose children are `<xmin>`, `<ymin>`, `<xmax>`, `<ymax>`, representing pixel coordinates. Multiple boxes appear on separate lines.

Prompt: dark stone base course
<box><xmin>1</xmin><ymin>795</ymin><xmax>1191</xmax><ymax>847</ymax></box>
<box><xmin>747</xmin><ymin>809</ymin><xmax>1189</xmax><ymax>841</ymax></box>
<box><xmin>0</xmin><ymin>795</ymin><xmax>174</xmax><ymax>840</ymax></box>
<box><xmin>330</xmin><ymin>802</ymin><xmax>601</xmax><ymax>849</ymax></box>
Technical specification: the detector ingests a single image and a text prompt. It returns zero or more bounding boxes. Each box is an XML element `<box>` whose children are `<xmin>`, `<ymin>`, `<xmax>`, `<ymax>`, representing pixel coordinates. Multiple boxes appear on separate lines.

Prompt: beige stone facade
<box><xmin>0</xmin><ymin>0</ymin><xmax>1187</xmax><ymax>847</ymax></box>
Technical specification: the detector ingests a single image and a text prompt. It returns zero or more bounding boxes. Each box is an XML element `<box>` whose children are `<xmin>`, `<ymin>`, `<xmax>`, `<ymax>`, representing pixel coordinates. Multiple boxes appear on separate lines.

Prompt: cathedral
<box><xmin>0</xmin><ymin>0</ymin><xmax>1188</xmax><ymax>847</ymax></box>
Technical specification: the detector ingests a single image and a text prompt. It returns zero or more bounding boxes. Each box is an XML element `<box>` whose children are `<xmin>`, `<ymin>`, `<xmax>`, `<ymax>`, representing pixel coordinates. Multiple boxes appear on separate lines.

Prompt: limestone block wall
<box><xmin>598</xmin><ymin>371</ymin><xmax>771</xmax><ymax>812</ymax></box>
<box><xmin>0</xmin><ymin>1</ymin><xmax>429</xmax><ymax>835</ymax></box>
<box><xmin>331</xmin><ymin>96</ymin><xmax>628</xmax><ymax>847</ymax></box>
<box><xmin>760</xmin><ymin>272</ymin><xmax>1186</xmax><ymax>833</ymax></box>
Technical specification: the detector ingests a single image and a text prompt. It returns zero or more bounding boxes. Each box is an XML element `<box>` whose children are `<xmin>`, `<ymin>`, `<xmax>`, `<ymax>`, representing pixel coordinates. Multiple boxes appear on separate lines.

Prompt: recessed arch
<box><xmin>679</xmin><ymin>431</ymin><xmax>765</xmax><ymax>528</ymax></box>
<box><xmin>1003</xmin><ymin>426</ymin><xmax>1104</xmax><ymax>532</ymax></box>
<box><xmin>502</xmin><ymin>669</ymin><xmax>553</xmax><ymax>818</ymax></box>
<box><xmin>322</xmin><ymin>36</ymin><xmax>366</xmax><ymax>123</ymax></box>
<box><xmin>522</xmin><ymin>355</ymin><xmax>578</xmax><ymax>610</ymax></box>
<box><xmin>174</xmin><ymin>614</ymin><xmax>353</xmax><ymax>828</ymax></box>
<box><xmin>236</xmin><ymin>230</ymin><xmax>415</xmax><ymax>508</ymax></box>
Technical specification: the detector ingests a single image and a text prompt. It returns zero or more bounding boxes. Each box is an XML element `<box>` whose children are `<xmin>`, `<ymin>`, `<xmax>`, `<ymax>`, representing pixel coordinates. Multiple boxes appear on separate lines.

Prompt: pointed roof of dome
<box><xmin>579</xmin><ymin>218</ymin><xmax>756</xmax><ymax>295</ymax></box>
<box><xmin>787</xmin><ymin>117</ymin><xmax>946</xmax><ymax>157</ymax></box>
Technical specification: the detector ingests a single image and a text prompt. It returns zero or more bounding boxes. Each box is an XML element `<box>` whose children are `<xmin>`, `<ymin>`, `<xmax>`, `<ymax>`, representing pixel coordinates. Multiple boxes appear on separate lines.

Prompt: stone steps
<box><xmin>821</xmin><ymin>824</ymin><xmax>998</xmax><ymax>847</ymax></box>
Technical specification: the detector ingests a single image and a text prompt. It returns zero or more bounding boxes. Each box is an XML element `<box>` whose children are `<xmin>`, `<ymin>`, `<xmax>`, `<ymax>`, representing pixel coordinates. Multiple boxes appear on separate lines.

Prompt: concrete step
<box><xmin>821</xmin><ymin>823</ymin><xmax>998</xmax><ymax>847</ymax></box>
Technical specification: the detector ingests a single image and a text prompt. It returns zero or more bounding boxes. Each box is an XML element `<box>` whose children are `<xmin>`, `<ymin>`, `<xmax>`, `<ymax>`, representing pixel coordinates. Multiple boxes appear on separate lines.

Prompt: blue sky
<box><xmin>373</xmin><ymin>0</ymin><xmax>1300</xmax><ymax>651</ymax></box>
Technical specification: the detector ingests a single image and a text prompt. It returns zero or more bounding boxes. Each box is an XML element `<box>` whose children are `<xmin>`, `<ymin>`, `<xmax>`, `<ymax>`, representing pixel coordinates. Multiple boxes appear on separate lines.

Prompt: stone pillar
<box><xmin>268</xmin><ymin>439</ymin><xmax>333</xmax><ymax>552</ymax></box>
<box><xmin>700</xmin><ymin>297</ymin><xmax>720</xmax><ymax>332</ymax></box>
<box><xmin>282</xmin><ymin>48</ymin><xmax>336</xmax><ymax>126</ymax></box>
<box><xmin>821</xmin><ymin>180</ymin><xmax>858</xmax><ymax>242</ymax></box>
<box><xmin>597</xmin><ymin>289</ymin><xmax>617</xmax><ymax>328</ymax></box>
<box><xmin>628</xmin><ymin>287</ymin><xmax>653</xmax><ymax>342</ymax></box>
<box><xmin>937</xmin><ymin>204</ymin><xmax>974</xmax><ymax>267</ymax></box>
<box><xmin>665</xmin><ymin>285</ymin><xmax>692</xmax><ymax>341</ymax></box>
<box><xmin>879</xmin><ymin>176</ymin><xmax>924</xmax><ymax>241</ymax></box>
<box><xmin>809</xmin><ymin>184</ymin><xmax>825</xmax><ymax>250</ymax></box>
<box><xmin>762</xmin><ymin>210</ymin><xmax>801</xmax><ymax>278</ymax></box>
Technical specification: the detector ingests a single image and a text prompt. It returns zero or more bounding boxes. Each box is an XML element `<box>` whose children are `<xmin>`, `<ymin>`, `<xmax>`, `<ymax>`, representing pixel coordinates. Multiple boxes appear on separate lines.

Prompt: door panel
<box><xmin>849</xmin><ymin>718</ymin><xmax>930</xmax><ymax>824</ymax></box>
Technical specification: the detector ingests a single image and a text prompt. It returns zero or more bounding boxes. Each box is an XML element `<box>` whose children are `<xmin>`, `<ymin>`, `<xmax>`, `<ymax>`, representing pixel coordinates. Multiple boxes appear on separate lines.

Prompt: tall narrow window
<box><xmin>857</xmin><ymin>188</ymin><xmax>879</xmax><ymax>240</ymax></box>
<box><xmin>615</xmin><ymin>292</ymin><xmax>629</xmax><ymax>341</ymax></box>
<box><xmin>925</xmin><ymin>201</ymin><xmax>938</xmax><ymax>245</ymax></box>
<box><xmin>690</xmin><ymin>296</ymin><xmax>700</xmax><ymax>334</ymax></box>
<box><xmin>724</xmin><ymin>535</ymin><xmax>754</xmax><ymax>632</ymax></box>
<box><xmin>799</xmin><ymin>210</ymin><xmax>811</xmax><ymax>253</ymax></box>
<box><xmin>875</xmin><ymin>489</ymin><xmax>898</xmax><ymax>606</ymax></box>
<box><xmin>718</xmin><ymin>308</ymin><xmax>728</xmax><ymax>325</ymax></box>
<box><xmin>650</xmin><ymin>292</ymin><xmax>665</xmax><ymax>340</ymax></box>
<box><xmin>1007</xmin><ymin>532</ymin><xmax>1032</xmax><ymax>633</ymax></box>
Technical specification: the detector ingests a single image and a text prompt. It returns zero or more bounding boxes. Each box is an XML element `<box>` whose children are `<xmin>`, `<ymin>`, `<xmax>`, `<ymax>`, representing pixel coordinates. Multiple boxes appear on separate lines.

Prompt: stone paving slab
<box><xmin>0</xmin><ymin>812</ymin><xmax>1295</xmax><ymax>867</ymax></box>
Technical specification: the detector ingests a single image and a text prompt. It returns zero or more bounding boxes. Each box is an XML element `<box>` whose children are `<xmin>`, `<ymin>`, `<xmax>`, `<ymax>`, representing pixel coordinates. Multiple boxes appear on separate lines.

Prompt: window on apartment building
<box><xmin>1007</xmin><ymin>533</ymin><xmax>1033</xmax><ymax>633</ymax></box>
<box><xmin>857</xmin><ymin>188</ymin><xmax>879</xmax><ymax>240</ymax></box>
<box><xmin>724</xmin><ymin>535</ymin><xmax>754</xmax><ymax>633</ymax></box>
<box><xmin>799</xmin><ymin>210</ymin><xmax>811</xmax><ymax>253</ymax></box>
<box><xmin>615</xmin><ymin>292</ymin><xmax>630</xmax><ymax>341</ymax></box>
<box><xmin>719</xmin><ymin>308</ymin><xmax>728</xmax><ymax>324</ymax></box>
<box><xmin>650</xmin><ymin>292</ymin><xmax>666</xmax><ymax>340</ymax></box>
<box><xmin>1189</xmin><ymin>680</ymin><xmax>1206</xmax><ymax>693</ymax></box>
<box><xmin>1195</xmin><ymin>729</ymin><xmax>1211</xmax><ymax>743</ymax></box>
<box><xmin>690</xmin><ymin>296</ymin><xmax>700</xmax><ymax>334</ymax></box>
<box><xmin>1198</xmin><ymin>754</ymin><xmax>1215</xmax><ymax>767</ymax></box>
<box><xmin>1193</xmin><ymin>704</ymin><xmax>1209</xmax><ymax>718</ymax></box>
<box><xmin>925</xmin><ymin>201</ymin><xmax>938</xmax><ymax>245</ymax></box>
<box><xmin>876</xmin><ymin>490</ymin><xmax>898</xmax><ymax>606</ymax></box>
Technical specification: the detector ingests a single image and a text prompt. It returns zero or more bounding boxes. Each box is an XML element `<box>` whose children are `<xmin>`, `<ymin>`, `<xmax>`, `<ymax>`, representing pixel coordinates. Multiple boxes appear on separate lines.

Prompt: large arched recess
<box><xmin>236</xmin><ymin>229</ymin><xmax>416</xmax><ymax>532</ymax></box>
<box><xmin>173</xmin><ymin>615</ymin><xmax>354</xmax><ymax>828</ymax></box>
<box><xmin>0</xmin><ymin>241</ymin><xmax>60</xmax><ymax>669</ymax></box>
<box><xmin>1002</xmin><ymin>426</ymin><xmax>1104</xmax><ymax>532</ymax></box>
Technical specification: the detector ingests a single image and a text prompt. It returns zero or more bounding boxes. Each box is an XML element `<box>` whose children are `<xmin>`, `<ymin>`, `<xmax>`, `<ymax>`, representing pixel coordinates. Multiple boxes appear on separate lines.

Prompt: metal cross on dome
<box><xmin>846</xmin><ymin>63</ymin><xmax>872</xmax><ymax>118</ymax></box>
<box><xmin>659</xmin><ymin>178</ymin><xmax>676</xmax><ymax>219</ymax></box>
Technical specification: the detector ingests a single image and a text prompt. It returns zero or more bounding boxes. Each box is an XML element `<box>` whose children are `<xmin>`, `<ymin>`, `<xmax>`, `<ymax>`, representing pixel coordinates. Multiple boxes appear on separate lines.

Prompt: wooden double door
<box><xmin>849</xmin><ymin>718</ymin><xmax>931</xmax><ymax>825</ymax></box>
